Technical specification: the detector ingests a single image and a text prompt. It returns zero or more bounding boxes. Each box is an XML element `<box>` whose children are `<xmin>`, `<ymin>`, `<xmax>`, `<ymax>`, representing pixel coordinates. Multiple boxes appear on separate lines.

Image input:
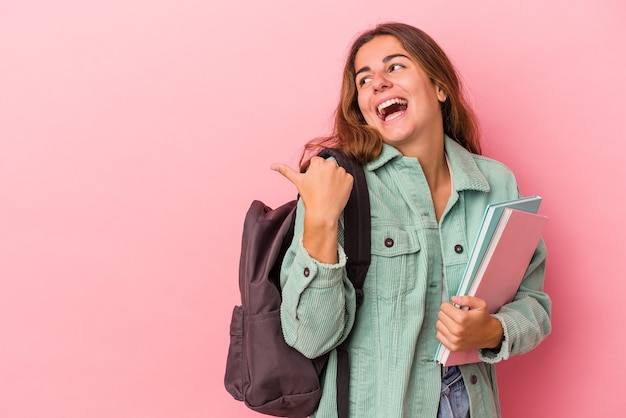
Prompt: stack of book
<box><xmin>435</xmin><ymin>196</ymin><xmax>548</xmax><ymax>366</ymax></box>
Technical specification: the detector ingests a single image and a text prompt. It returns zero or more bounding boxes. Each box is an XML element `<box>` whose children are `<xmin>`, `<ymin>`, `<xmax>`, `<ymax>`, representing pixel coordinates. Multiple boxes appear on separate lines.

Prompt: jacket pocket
<box><xmin>370</xmin><ymin>224</ymin><xmax>421</xmax><ymax>300</ymax></box>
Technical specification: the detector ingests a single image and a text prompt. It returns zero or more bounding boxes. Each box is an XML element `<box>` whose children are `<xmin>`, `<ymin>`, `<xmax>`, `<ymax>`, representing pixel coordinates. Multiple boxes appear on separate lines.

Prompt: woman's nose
<box><xmin>372</xmin><ymin>73</ymin><xmax>391</xmax><ymax>92</ymax></box>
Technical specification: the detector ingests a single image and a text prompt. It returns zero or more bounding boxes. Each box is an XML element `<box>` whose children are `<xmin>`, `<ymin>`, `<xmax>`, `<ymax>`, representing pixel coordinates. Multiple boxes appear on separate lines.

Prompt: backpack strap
<box><xmin>318</xmin><ymin>148</ymin><xmax>370</xmax><ymax>418</ymax></box>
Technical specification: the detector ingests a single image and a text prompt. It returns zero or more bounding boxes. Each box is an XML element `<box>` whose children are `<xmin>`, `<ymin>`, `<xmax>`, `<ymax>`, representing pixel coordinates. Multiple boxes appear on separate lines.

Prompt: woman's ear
<box><xmin>436</xmin><ymin>85</ymin><xmax>448</xmax><ymax>103</ymax></box>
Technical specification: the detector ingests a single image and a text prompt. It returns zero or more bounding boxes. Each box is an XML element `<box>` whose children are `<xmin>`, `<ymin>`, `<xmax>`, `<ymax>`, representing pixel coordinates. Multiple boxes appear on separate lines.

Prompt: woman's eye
<box><xmin>358</xmin><ymin>76</ymin><xmax>372</xmax><ymax>87</ymax></box>
<box><xmin>389</xmin><ymin>63</ymin><xmax>404</xmax><ymax>72</ymax></box>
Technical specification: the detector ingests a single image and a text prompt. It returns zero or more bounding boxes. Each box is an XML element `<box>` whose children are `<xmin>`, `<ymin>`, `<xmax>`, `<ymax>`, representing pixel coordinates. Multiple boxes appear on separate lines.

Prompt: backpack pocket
<box><xmin>224</xmin><ymin>305</ymin><xmax>245</xmax><ymax>401</ymax></box>
<box><xmin>245</xmin><ymin>308</ymin><xmax>322</xmax><ymax>416</ymax></box>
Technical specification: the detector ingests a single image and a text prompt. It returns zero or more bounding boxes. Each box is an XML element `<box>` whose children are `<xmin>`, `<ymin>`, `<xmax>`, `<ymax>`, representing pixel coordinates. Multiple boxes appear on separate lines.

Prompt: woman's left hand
<box><xmin>436</xmin><ymin>295</ymin><xmax>504</xmax><ymax>352</ymax></box>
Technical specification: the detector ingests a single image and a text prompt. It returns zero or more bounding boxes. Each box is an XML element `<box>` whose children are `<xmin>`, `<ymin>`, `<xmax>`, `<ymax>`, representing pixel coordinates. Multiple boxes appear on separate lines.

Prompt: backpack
<box><xmin>224</xmin><ymin>148</ymin><xmax>371</xmax><ymax>418</ymax></box>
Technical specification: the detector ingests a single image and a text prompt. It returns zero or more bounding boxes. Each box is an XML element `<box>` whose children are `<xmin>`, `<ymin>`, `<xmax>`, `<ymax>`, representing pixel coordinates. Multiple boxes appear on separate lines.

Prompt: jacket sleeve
<box><xmin>279</xmin><ymin>198</ymin><xmax>357</xmax><ymax>359</ymax></box>
<box><xmin>479</xmin><ymin>237</ymin><xmax>552</xmax><ymax>363</ymax></box>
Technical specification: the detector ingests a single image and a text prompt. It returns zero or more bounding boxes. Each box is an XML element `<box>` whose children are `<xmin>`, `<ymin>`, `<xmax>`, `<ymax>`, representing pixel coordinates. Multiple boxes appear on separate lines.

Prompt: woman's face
<box><xmin>354</xmin><ymin>35</ymin><xmax>446</xmax><ymax>153</ymax></box>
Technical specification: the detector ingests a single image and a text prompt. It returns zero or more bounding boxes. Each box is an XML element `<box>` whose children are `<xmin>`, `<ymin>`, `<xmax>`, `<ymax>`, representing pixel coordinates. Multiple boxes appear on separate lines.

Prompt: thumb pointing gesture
<box><xmin>270</xmin><ymin>163</ymin><xmax>303</xmax><ymax>187</ymax></box>
<box><xmin>270</xmin><ymin>157</ymin><xmax>353</xmax><ymax>264</ymax></box>
<box><xmin>270</xmin><ymin>156</ymin><xmax>353</xmax><ymax>221</ymax></box>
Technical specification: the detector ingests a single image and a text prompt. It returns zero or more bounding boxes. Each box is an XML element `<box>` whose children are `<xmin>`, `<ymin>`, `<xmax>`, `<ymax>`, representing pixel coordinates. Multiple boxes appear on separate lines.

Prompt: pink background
<box><xmin>1</xmin><ymin>0</ymin><xmax>625</xmax><ymax>417</ymax></box>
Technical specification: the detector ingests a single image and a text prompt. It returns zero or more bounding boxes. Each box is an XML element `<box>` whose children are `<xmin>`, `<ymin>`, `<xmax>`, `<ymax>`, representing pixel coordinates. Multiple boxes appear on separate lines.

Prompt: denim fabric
<box><xmin>438</xmin><ymin>366</ymin><xmax>470</xmax><ymax>418</ymax></box>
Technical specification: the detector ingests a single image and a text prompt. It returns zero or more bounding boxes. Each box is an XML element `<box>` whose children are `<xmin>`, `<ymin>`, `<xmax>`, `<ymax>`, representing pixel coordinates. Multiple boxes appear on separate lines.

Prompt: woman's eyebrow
<box><xmin>383</xmin><ymin>53</ymin><xmax>410</xmax><ymax>63</ymax></box>
<box><xmin>355</xmin><ymin>53</ymin><xmax>410</xmax><ymax>77</ymax></box>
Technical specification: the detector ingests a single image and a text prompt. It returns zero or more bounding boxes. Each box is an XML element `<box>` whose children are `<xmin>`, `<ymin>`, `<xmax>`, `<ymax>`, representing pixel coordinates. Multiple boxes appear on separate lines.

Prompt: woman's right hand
<box><xmin>271</xmin><ymin>156</ymin><xmax>354</xmax><ymax>264</ymax></box>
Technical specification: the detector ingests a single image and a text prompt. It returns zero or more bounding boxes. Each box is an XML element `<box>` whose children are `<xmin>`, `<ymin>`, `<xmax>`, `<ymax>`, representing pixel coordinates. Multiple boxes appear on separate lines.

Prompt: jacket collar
<box><xmin>365</xmin><ymin>136</ymin><xmax>490</xmax><ymax>193</ymax></box>
<box><xmin>444</xmin><ymin>136</ymin><xmax>490</xmax><ymax>193</ymax></box>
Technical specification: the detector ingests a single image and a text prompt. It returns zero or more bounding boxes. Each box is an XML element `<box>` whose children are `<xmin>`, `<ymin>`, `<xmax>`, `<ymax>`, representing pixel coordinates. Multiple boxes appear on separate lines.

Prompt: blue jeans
<box><xmin>437</xmin><ymin>366</ymin><xmax>470</xmax><ymax>418</ymax></box>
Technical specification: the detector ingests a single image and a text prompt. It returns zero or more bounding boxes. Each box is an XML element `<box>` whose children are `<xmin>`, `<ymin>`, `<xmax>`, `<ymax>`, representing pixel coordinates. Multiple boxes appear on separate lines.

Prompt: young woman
<box><xmin>271</xmin><ymin>22</ymin><xmax>551</xmax><ymax>418</ymax></box>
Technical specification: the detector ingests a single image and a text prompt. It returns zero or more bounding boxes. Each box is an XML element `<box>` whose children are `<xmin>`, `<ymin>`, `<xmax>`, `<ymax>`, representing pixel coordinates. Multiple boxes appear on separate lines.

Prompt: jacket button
<box><xmin>454</xmin><ymin>244</ymin><xmax>464</xmax><ymax>254</ymax></box>
<box><xmin>384</xmin><ymin>238</ymin><xmax>394</xmax><ymax>248</ymax></box>
<box><xmin>303</xmin><ymin>267</ymin><xmax>310</xmax><ymax>277</ymax></box>
<box><xmin>471</xmin><ymin>375</ymin><xmax>478</xmax><ymax>384</ymax></box>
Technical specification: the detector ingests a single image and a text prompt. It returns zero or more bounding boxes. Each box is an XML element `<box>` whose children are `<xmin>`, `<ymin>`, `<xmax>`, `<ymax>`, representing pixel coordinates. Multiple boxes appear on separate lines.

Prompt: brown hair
<box><xmin>301</xmin><ymin>22</ymin><xmax>481</xmax><ymax>170</ymax></box>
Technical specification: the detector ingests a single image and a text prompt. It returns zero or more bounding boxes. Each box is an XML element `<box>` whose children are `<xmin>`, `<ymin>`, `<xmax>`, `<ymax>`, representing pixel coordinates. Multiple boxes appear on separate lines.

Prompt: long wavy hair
<box><xmin>301</xmin><ymin>22</ymin><xmax>481</xmax><ymax>170</ymax></box>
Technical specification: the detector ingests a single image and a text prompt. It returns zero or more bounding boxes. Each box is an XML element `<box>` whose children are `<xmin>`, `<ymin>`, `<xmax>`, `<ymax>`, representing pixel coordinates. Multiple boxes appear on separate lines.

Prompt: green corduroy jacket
<box><xmin>280</xmin><ymin>136</ymin><xmax>551</xmax><ymax>418</ymax></box>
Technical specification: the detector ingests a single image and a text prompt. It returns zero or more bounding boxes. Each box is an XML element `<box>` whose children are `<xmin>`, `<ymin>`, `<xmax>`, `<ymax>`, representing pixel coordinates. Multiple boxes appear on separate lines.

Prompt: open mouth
<box><xmin>377</xmin><ymin>98</ymin><xmax>408</xmax><ymax>122</ymax></box>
